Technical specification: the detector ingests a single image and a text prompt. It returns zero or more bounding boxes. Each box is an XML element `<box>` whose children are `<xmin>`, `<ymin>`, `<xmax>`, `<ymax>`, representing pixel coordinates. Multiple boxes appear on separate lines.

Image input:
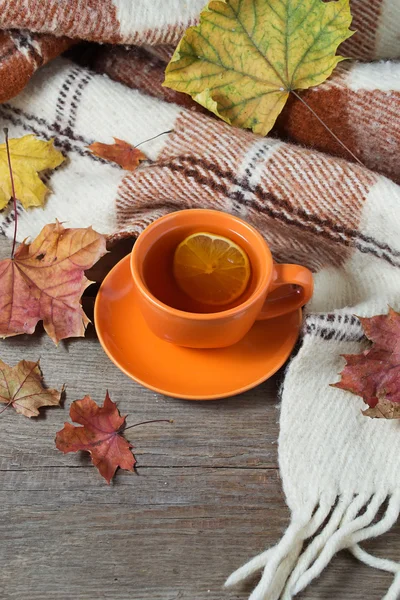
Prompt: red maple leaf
<box><xmin>333</xmin><ymin>308</ymin><xmax>400</xmax><ymax>418</ymax></box>
<box><xmin>55</xmin><ymin>392</ymin><xmax>135</xmax><ymax>483</ymax></box>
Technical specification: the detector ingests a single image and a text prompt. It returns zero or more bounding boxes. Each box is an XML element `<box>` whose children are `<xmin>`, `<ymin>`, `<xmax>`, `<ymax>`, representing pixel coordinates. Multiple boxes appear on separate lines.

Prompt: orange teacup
<box><xmin>130</xmin><ymin>209</ymin><xmax>313</xmax><ymax>348</ymax></box>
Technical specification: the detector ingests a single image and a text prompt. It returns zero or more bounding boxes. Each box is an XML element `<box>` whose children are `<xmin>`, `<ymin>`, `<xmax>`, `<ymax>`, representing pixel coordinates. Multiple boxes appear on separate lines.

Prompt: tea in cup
<box><xmin>130</xmin><ymin>209</ymin><xmax>313</xmax><ymax>348</ymax></box>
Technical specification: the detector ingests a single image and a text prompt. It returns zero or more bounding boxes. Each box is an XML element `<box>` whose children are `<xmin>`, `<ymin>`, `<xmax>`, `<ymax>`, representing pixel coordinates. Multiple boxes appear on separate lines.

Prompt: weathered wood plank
<box><xmin>0</xmin><ymin>462</ymin><xmax>397</xmax><ymax>600</ymax></box>
<box><xmin>0</xmin><ymin>233</ymin><xmax>398</xmax><ymax>600</ymax></box>
<box><xmin>0</xmin><ymin>466</ymin><xmax>284</xmax><ymax>600</ymax></box>
<box><xmin>0</xmin><ymin>332</ymin><xmax>281</xmax><ymax>470</ymax></box>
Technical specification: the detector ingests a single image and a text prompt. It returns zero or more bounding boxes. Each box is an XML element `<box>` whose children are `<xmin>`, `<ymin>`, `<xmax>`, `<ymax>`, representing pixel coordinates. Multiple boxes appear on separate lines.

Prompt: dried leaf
<box><xmin>333</xmin><ymin>308</ymin><xmax>400</xmax><ymax>419</ymax></box>
<box><xmin>0</xmin><ymin>359</ymin><xmax>61</xmax><ymax>418</ymax></box>
<box><xmin>55</xmin><ymin>392</ymin><xmax>136</xmax><ymax>484</ymax></box>
<box><xmin>0</xmin><ymin>221</ymin><xmax>107</xmax><ymax>344</ymax></box>
<box><xmin>88</xmin><ymin>138</ymin><xmax>147</xmax><ymax>171</ymax></box>
<box><xmin>0</xmin><ymin>134</ymin><xmax>64</xmax><ymax>210</ymax></box>
<box><xmin>362</xmin><ymin>399</ymin><xmax>400</xmax><ymax>420</ymax></box>
<box><xmin>164</xmin><ymin>0</ymin><xmax>353</xmax><ymax>135</ymax></box>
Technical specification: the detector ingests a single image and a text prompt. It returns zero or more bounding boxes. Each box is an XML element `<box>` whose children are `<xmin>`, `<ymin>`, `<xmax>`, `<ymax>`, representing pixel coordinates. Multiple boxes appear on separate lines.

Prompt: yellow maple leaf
<box><xmin>0</xmin><ymin>134</ymin><xmax>65</xmax><ymax>210</ymax></box>
<box><xmin>164</xmin><ymin>0</ymin><xmax>353</xmax><ymax>136</ymax></box>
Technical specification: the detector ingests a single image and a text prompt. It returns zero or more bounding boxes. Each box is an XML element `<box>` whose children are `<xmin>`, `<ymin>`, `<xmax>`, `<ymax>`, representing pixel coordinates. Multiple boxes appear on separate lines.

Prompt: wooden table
<box><xmin>0</xmin><ymin>235</ymin><xmax>398</xmax><ymax>600</ymax></box>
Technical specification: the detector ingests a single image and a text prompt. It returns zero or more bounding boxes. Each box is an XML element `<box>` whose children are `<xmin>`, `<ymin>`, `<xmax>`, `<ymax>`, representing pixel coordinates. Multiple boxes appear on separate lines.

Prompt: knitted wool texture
<box><xmin>0</xmin><ymin>2</ymin><xmax>400</xmax><ymax>599</ymax></box>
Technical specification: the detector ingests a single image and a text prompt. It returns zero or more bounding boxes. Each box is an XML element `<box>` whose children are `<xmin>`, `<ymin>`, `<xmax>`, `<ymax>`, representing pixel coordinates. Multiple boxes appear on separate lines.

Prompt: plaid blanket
<box><xmin>1</xmin><ymin>0</ymin><xmax>399</xmax><ymax>182</ymax></box>
<box><xmin>0</xmin><ymin>1</ymin><xmax>400</xmax><ymax>599</ymax></box>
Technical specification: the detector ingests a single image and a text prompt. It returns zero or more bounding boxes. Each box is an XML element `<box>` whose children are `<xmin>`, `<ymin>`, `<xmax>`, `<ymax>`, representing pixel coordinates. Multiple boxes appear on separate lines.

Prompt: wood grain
<box><xmin>0</xmin><ymin>235</ymin><xmax>397</xmax><ymax>599</ymax></box>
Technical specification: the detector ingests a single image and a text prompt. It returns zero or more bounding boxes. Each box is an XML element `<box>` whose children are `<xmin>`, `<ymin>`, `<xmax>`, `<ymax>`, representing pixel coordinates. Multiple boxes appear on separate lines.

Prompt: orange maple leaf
<box><xmin>0</xmin><ymin>221</ymin><xmax>107</xmax><ymax>344</ymax></box>
<box><xmin>0</xmin><ymin>359</ymin><xmax>62</xmax><ymax>418</ymax></box>
<box><xmin>88</xmin><ymin>138</ymin><xmax>148</xmax><ymax>171</ymax></box>
<box><xmin>55</xmin><ymin>392</ymin><xmax>136</xmax><ymax>484</ymax></box>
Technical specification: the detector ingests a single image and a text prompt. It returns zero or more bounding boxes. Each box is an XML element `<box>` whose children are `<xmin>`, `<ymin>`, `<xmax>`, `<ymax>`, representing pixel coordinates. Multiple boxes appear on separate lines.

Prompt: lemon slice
<box><xmin>173</xmin><ymin>232</ymin><xmax>251</xmax><ymax>306</ymax></box>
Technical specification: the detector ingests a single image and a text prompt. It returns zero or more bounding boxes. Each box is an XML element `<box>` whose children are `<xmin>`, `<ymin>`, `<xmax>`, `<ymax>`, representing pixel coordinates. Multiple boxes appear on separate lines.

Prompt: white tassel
<box><xmin>383</xmin><ymin>573</ymin><xmax>400</xmax><ymax>600</ymax></box>
<box><xmin>264</xmin><ymin>542</ymin><xmax>304</xmax><ymax>600</ymax></box>
<box><xmin>281</xmin><ymin>493</ymin><xmax>355</xmax><ymax>600</ymax></box>
<box><xmin>225</xmin><ymin>497</ymin><xmax>334</xmax><ymax>591</ymax></box>
<box><xmin>293</xmin><ymin>492</ymin><xmax>387</xmax><ymax>596</ymax></box>
<box><xmin>351</xmin><ymin>492</ymin><xmax>400</xmax><ymax>549</ymax></box>
<box><xmin>224</xmin><ymin>548</ymin><xmax>274</xmax><ymax>588</ymax></box>
<box><xmin>248</xmin><ymin>518</ymin><xmax>312</xmax><ymax>600</ymax></box>
<box><xmin>246</xmin><ymin>500</ymin><xmax>334</xmax><ymax>600</ymax></box>
<box><xmin>266</xmin><ymin>500</ymin><xmax>340</xmax><ymax>600</ymax></box>
<box><xmin>348</xmin><ymin>492</ymin><xmax>400</xmax><ymax>600</ymax></box>
<box><xmin>226</xmin><ymin>492</ymin><xmax>400</xmax><ymax>600</ymax></box>
<box><xmin>351</xmin><ymin>545</ymin><xmax>400</xmax><ymax>574</ymax></box>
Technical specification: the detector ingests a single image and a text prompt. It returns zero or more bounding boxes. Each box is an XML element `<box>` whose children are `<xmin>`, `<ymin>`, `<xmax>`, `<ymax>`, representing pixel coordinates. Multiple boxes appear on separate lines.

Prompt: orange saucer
<box><xmin>94</xmin><ymin>256</ymin><xmax>302</xmax><ymax>400</ymax></box>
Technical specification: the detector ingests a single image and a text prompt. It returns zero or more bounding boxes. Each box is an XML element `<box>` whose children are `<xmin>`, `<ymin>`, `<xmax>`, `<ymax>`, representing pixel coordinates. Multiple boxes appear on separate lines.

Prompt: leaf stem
<box><xmin>290</xmin><ymin>90</ymin><xmax>364</xmax><ymax>168</ymax></box>
<box><xmin>0</xmin><ymin>400</ymin><xmax>13</xmax><ymax>416</ymax></box>
<box><xmin>134</xmin><ymin>130</ymin><xmax>174</xmax><ymax>149</ymax></box>
<box><xmin>3</xmin><ymin>128</ymin><xmax>18</xmax><ymax>259</ymax></box>
<box><xmin>123</xmin><ymin>419</ymin><xmax>173</xmax><ymax>431</ymax></box>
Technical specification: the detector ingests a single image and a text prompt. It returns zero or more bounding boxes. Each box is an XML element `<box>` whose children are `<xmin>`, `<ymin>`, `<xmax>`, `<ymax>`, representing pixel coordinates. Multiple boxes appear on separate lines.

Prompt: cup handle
<box><xmin>256</xmin><ymin>264</ymin><xmax>314</xmax><ymax>320</ymax></box>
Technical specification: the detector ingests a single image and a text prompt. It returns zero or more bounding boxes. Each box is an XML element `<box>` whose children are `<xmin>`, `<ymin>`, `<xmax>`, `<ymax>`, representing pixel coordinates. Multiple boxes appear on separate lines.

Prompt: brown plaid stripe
<box><xmin>0</xmin><ymin>31</ymin><xmax>72</xmax><ymax>103</ymax></box>
<box><xmin>115</xmin><ymin>110</ymin><xmax>380</xmax><ymax>272</ymax></box>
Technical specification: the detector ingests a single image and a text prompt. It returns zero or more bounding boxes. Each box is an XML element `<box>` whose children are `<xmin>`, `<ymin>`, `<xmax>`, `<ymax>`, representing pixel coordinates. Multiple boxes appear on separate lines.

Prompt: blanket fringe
<box><xmin>225</xmin><ymin>491</ymin><xmax>400</xmax><ymax>600</ymax></box>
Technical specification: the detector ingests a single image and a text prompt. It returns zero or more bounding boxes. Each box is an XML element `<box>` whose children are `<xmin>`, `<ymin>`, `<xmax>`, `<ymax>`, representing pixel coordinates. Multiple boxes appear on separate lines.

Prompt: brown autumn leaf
<box><xmin>332</xmin><ymin>308</ymin><xmax>400</xmax><ymax>419</ymax></box>
<box><xmin>0</xmin><ymin>221</ymin><xmax>107</xmax><ymax>344</ymax></box>
<box><xmin>55</xmin><ymin>392</ymin><xmax>136</xmax><ymax>484</ymax></box>
<box><xmin>362</xmin><ymin>398</ymin><xmax>400</xmax><ymax>419</ymax></box>
<box><xmin>0</xmin><ymin>359</ymin><xmax>61</xmax><ymax>418</ymax></box>
<box><xmin>88</xmin><ymin>138</ymin><xmax>148</xmax><ymax>171</ymax></box>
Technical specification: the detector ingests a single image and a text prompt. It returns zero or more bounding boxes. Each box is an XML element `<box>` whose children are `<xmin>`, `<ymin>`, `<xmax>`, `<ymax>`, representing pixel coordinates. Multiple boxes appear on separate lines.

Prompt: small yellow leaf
<box><xmin>0</xmin><ymin>134</ymin><xmax>65</xmax><ymax>210</ymax></box>
<box><xmin>164</xmin><ymin>0</ymin><xmax>353</xmax><ymax>136</ymax></box>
